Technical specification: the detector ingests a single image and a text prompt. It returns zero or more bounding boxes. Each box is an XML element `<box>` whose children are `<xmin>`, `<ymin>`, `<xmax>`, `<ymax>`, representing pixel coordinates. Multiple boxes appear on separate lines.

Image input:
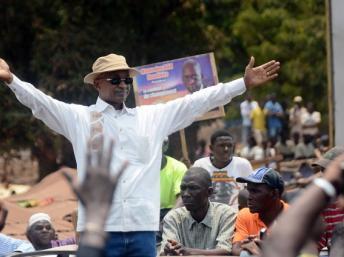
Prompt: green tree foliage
<box><xmin>230</xmin><ymin>0</ymin><xmax>326</xmax><ymax>107</ymax></box>
<box><xmin>0</xmin><ymin>0</ymin><xmax>327</xmax><ymax>177</ymax></box>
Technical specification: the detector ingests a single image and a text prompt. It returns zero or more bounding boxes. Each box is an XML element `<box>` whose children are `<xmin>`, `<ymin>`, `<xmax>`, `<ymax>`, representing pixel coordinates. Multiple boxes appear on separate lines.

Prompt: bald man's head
<box><xmin>182</xmin><ymin>59</ymin><xmax>203</xmax><ymax>93</ymax></box>
<box><xmin>183</xmin><ymin>167</ymin><xmax>212</xmax><ymax>188</ymax></box>
<box><xmin>180</xmin><ymin>167</ymin><xmax>213</xmax><ymax>212</ymax></box>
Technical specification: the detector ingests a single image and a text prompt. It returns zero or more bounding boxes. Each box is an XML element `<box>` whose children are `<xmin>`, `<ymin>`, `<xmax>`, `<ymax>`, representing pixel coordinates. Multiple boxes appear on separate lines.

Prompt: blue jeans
<box><xmin>268</xmin><ymin>125</ymin><xmax>281</xmax><ymax>139</ymax></box>
<box><xmin>105</xmin><ymin>231</ymin><xmax>156</xmax><ymax>257</ymax></box>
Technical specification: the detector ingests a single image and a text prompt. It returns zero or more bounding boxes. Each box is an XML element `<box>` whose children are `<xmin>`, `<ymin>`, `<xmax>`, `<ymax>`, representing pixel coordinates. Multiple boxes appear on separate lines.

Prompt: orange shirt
<box><xmin>232</xmin><ymin>201</ymin><xmax>289</xmax><ymax>243</ymax></box>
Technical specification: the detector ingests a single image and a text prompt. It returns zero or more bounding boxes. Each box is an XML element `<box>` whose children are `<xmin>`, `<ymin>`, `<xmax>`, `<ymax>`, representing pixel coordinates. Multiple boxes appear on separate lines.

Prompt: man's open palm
<box><xmin>0</xmin><ymin>59</ymin><xmax>13</xmax><ymax>84</ymax></box>
<box><xmin>244</xmin><ymin>56</ymin><xmax>280</xmax><ymax>89</ymax></box>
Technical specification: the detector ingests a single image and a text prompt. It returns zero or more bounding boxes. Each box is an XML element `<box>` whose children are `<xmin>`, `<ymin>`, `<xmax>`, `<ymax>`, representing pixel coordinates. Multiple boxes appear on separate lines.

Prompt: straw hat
<box><xmin>84</xmin><ymin>54</ymin><xmax>140</xmax><ymax>85</ymax></box>
<box><xmin>293</xmin><ymin>96</ymin><xmax>303</xmax><ymax>103</ymax></box>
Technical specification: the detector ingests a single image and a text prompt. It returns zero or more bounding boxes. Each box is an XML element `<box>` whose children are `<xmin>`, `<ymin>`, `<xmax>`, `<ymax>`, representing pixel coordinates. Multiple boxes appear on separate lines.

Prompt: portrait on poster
<box><xmin>133</xmin><ymin>53</ymin><xmax>225</xmax><ymax>121</ymax></box>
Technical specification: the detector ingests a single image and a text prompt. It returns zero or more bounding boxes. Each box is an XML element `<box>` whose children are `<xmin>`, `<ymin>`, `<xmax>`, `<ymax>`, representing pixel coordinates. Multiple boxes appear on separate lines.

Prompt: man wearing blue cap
<box><xmin>231</xmin><ymin>167</ymin><xmax>288</xmax><ymax>256</ymax></box>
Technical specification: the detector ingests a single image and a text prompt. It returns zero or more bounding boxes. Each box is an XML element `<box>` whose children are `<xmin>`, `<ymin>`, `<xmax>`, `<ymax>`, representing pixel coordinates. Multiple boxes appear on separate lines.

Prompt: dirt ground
<box><xmin>2</xmin><ymin>168</ymin><xmax>77</xmax><ymax>239</ymax></box>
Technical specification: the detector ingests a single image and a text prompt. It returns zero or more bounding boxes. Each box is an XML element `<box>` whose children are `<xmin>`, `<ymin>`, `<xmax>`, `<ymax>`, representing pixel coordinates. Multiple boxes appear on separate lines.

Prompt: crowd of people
<box><xmin>240</xmin><ymin>94</ymin><xmax>325</xmax><ymax>162</ymax></box>
<box><xmin>0</xmin><ymin>52</ymin><xmax>343</xmax><ymax>257</ymax></box>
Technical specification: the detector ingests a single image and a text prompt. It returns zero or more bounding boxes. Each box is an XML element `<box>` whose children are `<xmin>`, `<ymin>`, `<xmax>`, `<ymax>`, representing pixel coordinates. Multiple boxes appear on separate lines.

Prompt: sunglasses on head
<box><xmin>104</xmin><ymin>77</ymin><xmax>133</xmax><ymax>86</ymax></box>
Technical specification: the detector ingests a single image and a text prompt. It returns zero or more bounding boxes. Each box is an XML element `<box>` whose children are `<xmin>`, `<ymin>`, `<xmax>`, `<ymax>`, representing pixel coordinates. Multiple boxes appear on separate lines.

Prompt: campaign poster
<box><xmin>133</xmin><ymin>53</ymin><xmax>225</xmax><ymax>121</ymax></box>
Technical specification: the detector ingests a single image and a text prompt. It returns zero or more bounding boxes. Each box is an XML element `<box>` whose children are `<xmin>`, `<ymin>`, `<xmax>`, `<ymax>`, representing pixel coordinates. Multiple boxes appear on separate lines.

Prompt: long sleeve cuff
<box><xmin>222</xmin><ymin>78</ymin><xmax>246</xmax><ymax>97</ymax></box>
<box><xmin>7</xmin><ymin>74</ymin><xmax>21</xmax><ymax>91</ymax></box>
<box><xmin>6</xmin><ymin>74</ymin><xmax>31</xmax><ymax>99</ymax></box>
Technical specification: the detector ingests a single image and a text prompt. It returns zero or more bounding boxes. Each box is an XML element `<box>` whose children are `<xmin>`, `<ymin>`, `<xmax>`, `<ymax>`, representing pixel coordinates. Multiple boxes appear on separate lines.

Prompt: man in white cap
<box><xmin>289</xmin><ymin>95</ymin><xmax>306</xmax><ymax>138</ymax></box>
<box><xmin>0</xmin><ymin>54</ymin><xmax>280</xmax><ymax>257</ymax></box>
<box><xmin>0</xmin><ymin>213</ymin><xmax>55</xmax><ymax>255</ymax></box>
<box><xmin>26</xmin><ymin>212</ymin><xmax>57</xmax><ymax>251</ymax></box>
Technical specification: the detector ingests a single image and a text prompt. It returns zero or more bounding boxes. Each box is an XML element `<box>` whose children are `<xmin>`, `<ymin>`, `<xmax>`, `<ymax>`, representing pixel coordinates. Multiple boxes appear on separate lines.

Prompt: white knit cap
<box><xmin>28</xmin><ymin>213</ymin><xmax>52</xmax><ymax>228</ymax></box>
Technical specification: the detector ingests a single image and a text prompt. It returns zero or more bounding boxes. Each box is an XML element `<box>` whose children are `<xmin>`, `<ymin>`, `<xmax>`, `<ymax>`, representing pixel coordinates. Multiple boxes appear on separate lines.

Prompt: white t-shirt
<box><xmin>301</xmin><ymin>111</ymin><xmax>321</xmax><ymax>136</ymax></box>
<box><xmin>193</xmin><ymin>156</ymin><xmax>253</xmax><ymax>207</ymax></box>
<box><xmin>240</xmin><ymin>146</ymin><xmax>265</xmax><ymax>160</ymax></box>
<box><xmin>240</xmin><ymin>100</ymin><xmax>258</xmax><ymax>126</ymax></box>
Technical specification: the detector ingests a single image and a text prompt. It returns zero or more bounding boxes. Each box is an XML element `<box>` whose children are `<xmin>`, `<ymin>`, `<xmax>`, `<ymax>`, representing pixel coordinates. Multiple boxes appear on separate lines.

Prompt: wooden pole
<box><xmin>325</xmin><ymin>0</ymin><xmax>334</xmax><ymax>147</ymax></box>
<box><xmin>179</xmin><ymin>129</ymin><xmax>190</xmax><ymax>164</ymax></box>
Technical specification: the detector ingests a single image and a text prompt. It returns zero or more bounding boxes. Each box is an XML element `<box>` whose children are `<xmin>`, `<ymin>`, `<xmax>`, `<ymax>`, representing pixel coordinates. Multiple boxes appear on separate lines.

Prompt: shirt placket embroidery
<box><xmin>89</xmin><ymin>111</ymin><xmax>104</xmax><ymax>150</ymax></box>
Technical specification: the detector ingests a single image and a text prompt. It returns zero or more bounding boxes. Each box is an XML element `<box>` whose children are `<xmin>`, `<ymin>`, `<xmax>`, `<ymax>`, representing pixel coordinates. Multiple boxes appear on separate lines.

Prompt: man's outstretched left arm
<box><xmin>152</xmin><ymin>57</ymin><xmax>280</xmax><ymax>138</ymax></box>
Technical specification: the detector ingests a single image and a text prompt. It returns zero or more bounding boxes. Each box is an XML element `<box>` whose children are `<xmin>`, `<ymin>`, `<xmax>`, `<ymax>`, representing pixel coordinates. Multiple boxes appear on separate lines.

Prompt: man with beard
<box><xmin>160</xmin><ymin>167</ymin><xmax>236</xmax><ymax>256</ymax></box>
<box><xmin>232</xmin><ymin>167</ymin><xmax>288</xmax><ymax>256</ymax></box>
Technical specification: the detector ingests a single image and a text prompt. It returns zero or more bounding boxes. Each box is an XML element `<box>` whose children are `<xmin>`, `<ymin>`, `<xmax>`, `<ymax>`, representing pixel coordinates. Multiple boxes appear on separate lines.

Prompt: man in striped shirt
<box><xmin>160</xmin><ymin>167</ymin><xmax>236</xmax><ymax>256</ymax></box>
<box><xmin>311</xmin><ymin>146</ymin><xmax>344</xmax><ymax>249</ymax></box>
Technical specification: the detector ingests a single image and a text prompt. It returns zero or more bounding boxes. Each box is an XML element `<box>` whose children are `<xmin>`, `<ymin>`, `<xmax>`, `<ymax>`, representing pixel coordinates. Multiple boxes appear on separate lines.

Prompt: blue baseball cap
<box><xmin>236</xmin><ymin>167</ymin><xmax>285</xmax><ymax>194</ymax></box>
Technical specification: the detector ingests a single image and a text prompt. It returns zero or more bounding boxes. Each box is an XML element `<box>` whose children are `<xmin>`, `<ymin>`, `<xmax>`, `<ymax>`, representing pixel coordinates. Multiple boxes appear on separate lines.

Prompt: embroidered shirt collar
<box><xmin>95</xmin><ymin>97</ymin><xmax>135</xmax><ymax>115</ymax></box>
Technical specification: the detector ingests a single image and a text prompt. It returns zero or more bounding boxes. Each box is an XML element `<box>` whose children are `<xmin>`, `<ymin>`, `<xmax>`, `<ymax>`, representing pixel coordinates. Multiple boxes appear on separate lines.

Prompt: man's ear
<box><xmin>208</xmin><ymin>186</ymin><xmax>214</xmax><ymax>196</ymax></box>
<box><xmin>93</xmin><ymin>79</ymin><xmax>100</xmax><ymax>90</ymax></box>
<box><xmin>209</xmin><ymin>145</ymin><xmax>213</xmax><ymax>152</ymax></box>
<box><xmin>26</xmin><ymin>229</ymin><xmax>32</xmax><ymax>243</ymax></box>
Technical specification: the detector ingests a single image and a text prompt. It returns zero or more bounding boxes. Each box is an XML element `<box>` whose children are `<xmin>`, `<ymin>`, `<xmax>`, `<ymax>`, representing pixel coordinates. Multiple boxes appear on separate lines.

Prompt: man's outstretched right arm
<box><xmin>0</xmin><ymin>58</ymin><xmax>82</xmax><ymax>142</ymax></box>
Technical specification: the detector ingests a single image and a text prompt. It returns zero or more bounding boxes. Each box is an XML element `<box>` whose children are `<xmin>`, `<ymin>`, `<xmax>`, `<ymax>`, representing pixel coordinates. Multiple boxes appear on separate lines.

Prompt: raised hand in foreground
<box><xmin>62</xmin><ymin>139</ymin><xmax>128</xmax><ymax>250</ymax></box>
<box><xmin>262</xmin><ymin>154</ymin><xmax>344</xmax><ymax>257</ymax></box>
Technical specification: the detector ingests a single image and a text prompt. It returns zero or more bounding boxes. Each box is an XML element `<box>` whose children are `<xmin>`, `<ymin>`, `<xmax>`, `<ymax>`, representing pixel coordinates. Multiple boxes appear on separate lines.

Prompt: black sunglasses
<box><xmin>104</xmin><ymin>77</ymin><xmax>133</xmax><ymax>86</ymax></box>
